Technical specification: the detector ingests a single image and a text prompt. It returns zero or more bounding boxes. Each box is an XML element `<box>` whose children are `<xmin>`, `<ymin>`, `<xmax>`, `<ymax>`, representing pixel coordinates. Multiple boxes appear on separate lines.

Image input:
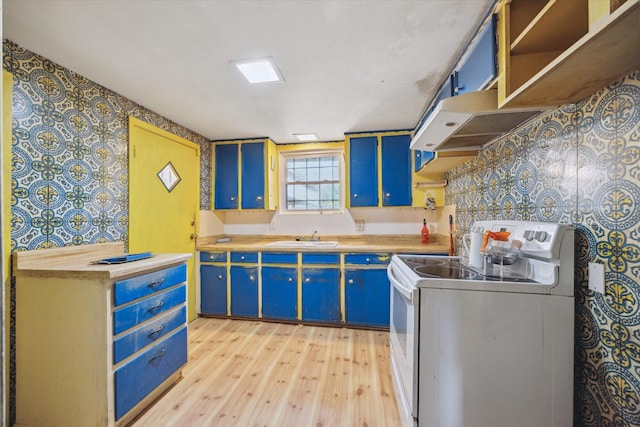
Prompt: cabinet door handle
<box><xmin>147</xmin><ymin>301</ymin><xmax>165</xmax><ymax>313</ymax></box>
<box><xmin>249</xmin><ymin>275</ymin><xmax>255</xmax><ymax>281</ymax></box>
<box><xmin>147</xmin><ymin>325</ymin><xmax>165</xmax><ymax>338</ymax></box>
<box><xmin>257</xmin><ymin>196</ymin><xmax>263</xmax><ymax>201</ymax></box>
<box><xmin>147</xmin><ymin>279</ymin><xmax>165</xmax><ymax>289</ymax></box>
<box><xmin>218</xmin><ymin>274</ymin><xmax>224</xmax><ymax>280</ymax></box>
<box><xmin>353</xmin><ymin>193</ymin><xmax>358</xmax><ymax>198</ymax></box>
<box><xmin>148</xmin><ymin>349</ymin><xmax>166</xmax><ymax>363</ymax></box>
<box><xmin>385</xmin><ymin>193</ymin><xmax>391</xmax><ymax>197</ymax></box>
<box><xmin>348</xmin><ymin>279</ymin><xmax>354</xmax><ymax>284</ymax></box>
<box><xmin>305</xmin><ymin>278</ymin><xmax>310</xmax><ymax>283</ymax></box>
<box><xmin>288</xmin><ymin>278</ymin><xmax>293</xmax><ymax>282</ymax></box>
<box><xmin>230</xmin><ymin>196</ymin><xmax>236</xmax><ymax>201</ymax></box>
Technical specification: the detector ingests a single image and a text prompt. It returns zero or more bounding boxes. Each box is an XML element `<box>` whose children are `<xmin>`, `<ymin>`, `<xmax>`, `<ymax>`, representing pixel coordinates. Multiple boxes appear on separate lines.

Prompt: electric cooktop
<box><xmin>397</xmin><ymin>255</ymin><xmax>536</xmax><ymax>282</ymax></box>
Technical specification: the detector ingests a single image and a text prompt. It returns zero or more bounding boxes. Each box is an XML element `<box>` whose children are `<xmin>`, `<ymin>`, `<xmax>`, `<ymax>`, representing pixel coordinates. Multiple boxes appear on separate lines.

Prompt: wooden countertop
<box><xmin>197</xmin><ymin>234</ymin><xmax>452</xmax><ymax>255</ymax></box>
<box><xmin>13</xmin><ymin>242</ymin><xmax>192</xmax><ymax>280</ymax></box>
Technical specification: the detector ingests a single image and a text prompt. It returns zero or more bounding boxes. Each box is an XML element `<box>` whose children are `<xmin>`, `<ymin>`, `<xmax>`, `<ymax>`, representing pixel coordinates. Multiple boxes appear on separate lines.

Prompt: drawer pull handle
<box><xmin>148</xmin><ymin>325</ymin><xmax>165</xmax><ymax>337</ymax></box>
<box><xmin>148</xmin><ymin>279</ymin><xmax>165</xmax><ymax>289</ymax></box>
<box><xmin>147</xmin><ymin>302</ymin><xmax>165</xmax><ymax>312</ymax></box>
<box><xmin>148</xmin><ymin>349</ymin><xmax>166</xmax><ymax>363</ymax></box>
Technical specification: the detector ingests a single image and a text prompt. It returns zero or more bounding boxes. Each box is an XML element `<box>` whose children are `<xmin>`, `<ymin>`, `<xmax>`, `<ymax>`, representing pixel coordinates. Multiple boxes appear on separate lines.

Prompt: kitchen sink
<box><xmin>265</xmin><ymin>240</ymin><xmax>339</xmax><ymax>248</ymax></box>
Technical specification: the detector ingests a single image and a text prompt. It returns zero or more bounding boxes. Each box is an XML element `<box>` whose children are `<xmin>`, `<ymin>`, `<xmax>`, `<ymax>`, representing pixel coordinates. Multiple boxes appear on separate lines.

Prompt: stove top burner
<box><xmin>414</xmin><ymin>265</ymin><xmax>478</xmax><ymax>279</ymax></box>
<box><xmin>401</xmin><ymin>258</ymin><xmax>447</xmax><ymax>267</ymax></box>
<box><xmin>397</xmin><ymin>255</ymin><xmax>537</xmax><ymax>282</ymax></box>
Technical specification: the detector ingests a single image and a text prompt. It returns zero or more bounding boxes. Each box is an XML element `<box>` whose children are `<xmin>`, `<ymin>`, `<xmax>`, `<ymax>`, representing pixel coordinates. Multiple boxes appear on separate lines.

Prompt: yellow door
<box><xmin>128</xmin><ymin>117</ymin><xmax>200</xmax><ymax>321</ymax></box>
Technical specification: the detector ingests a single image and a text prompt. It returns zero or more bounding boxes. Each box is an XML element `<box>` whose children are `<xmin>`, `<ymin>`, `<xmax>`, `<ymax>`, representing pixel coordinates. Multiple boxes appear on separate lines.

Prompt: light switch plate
<box><xmin>588</xmin><ymin>262</ymin><xmax>605</xmax><ymax>294</ymax></box>
<box><xmin>355</xmin><ymin>219</ymin><xmax>365</xmax><ymax>231</ymax></box>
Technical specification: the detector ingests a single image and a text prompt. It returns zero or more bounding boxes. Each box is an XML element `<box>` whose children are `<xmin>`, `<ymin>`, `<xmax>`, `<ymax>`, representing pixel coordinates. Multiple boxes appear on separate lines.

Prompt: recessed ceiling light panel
<box><xmin>232</xmin><ymin>57</ymin><xmax>285</xmax><ymax>84</ymax></box>
<box><xmin>293</xmin><ymin>133</ymin><xmax>319</xmax><ymax>141</ymax></box>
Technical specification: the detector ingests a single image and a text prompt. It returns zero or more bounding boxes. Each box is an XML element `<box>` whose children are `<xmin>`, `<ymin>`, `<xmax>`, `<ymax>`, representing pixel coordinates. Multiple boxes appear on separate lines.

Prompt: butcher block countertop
<box><xmin>12</xmin><ymin>241</ymin><xmax>192</xmax><ymax>279</ymax></box>
<box><xmin>197</xmin><ymin>234</ymin><xmax>452</xmax><ymax>255</ymax></box>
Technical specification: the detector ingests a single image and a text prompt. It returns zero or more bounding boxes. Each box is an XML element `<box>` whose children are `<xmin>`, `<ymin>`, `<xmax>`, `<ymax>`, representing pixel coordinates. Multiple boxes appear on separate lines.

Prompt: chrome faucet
<box><xmin>295</xmin><ymin>230</ymin><xmax>320</xmax><ymax>241</ymax></box>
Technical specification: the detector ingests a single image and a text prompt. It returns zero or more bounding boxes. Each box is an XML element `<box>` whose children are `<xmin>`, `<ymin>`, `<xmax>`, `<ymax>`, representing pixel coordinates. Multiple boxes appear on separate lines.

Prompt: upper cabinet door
<box><xmin>349</xmin><ymin>136</ymin><xmax>378</xmax><ymax>207</ymax></box>
<box><xmin>214</xmin><ymin>144</ymin><xmax>239</xmax><ymax>209</ymax></box>
<box><xmin>381</xmin><ymin>134</ymin><xmax>411</xmax><ymax>206</ymax></box>
<box><xmin>455</xmin><ymin>15</ymin><xmax>497</xmax><ymax>95</ymax></box>
<box><xmin>241</xmin><ymin>142</ymin><xmax>265</xmax><ymax>209</ymax></box>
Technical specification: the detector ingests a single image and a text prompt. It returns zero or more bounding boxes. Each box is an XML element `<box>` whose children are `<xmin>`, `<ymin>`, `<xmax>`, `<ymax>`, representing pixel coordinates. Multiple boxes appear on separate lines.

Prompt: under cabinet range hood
<box><xmin>410</xmin><ymin>89</ymin><xmax>544</xmax><ymax>152</ymax></box>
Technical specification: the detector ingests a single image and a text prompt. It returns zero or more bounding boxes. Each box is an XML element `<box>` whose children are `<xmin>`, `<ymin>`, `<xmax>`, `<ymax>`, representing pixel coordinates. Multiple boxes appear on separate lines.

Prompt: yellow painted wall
<box><xmin>2</xmin><ymin>69</ymin><xmax>13</xmax><ymax>427</ymax></box>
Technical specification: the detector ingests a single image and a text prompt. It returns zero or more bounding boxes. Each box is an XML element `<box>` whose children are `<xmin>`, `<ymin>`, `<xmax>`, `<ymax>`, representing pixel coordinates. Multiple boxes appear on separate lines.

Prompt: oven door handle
<box><xmin>387</xmin><ymin>265</ymin><xmax>418</xmax><ymax>305</ymax></box>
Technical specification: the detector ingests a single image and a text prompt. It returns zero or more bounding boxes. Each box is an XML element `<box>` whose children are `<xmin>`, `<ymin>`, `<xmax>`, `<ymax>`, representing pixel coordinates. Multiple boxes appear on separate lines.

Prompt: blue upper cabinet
<box><xmin>381</xmin><ymin>134</ymin><xmax>412</xmax><ymax>206</ymax></box>
<box><xmin>435</xmin><ymin>73</ymin><xmax>455</xmax><ymax>106</ymax></box>
<box><xmin>214</xmin><ymin>143</ymin><xmax>239</xmax><ymax>209</ymax></box>
<box><xmin>214</xmin><ymin>139</ymin><xmax>276</xmax><ymax>210</ymax></box>
<box><xmin>348</xmin><ymin>136</ymin><xmax>378</xmax><ymax>207</ymax></box>
<box><xmin>241</xmin><ymin>142</ymin><xmax>265</xmax><ymax>209</ymax></box>
<box><xmin>348</xmin><ymin>133</ymin><xmax>412</xmax><ymax>207</ymax></box>
<box><xmin>454</xmin><ymin>14</ymin><xmax>497</xmax><ymax>96</ymax></box>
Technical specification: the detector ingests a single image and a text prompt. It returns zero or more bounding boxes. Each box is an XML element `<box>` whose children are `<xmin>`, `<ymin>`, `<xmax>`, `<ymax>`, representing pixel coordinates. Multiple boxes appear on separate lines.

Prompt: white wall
<box><xmin>200</xmin><ymin>206</ymin><xmax>456</xmax><ymax>237</ymax></box>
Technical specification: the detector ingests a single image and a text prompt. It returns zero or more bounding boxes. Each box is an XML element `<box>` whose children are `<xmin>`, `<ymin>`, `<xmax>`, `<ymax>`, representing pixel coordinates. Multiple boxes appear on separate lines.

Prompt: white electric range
<box><xmin>387</xmin><ymin>220</ymin><xmax>575</xmax><ymax>427</ymax></box>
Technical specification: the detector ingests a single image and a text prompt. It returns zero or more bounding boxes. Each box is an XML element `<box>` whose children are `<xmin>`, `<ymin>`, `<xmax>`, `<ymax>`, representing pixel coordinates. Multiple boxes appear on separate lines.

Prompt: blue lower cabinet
<box><xmin>262</xmin><ymin>266</ymin><xmax>297</xmax><ymax>320</ymax></box>
<box><xmin>301</xmin><ymin>268</ymin><xmax>341</xmax><ymax>323</ymax></box>
<box><xmin>113</xmin><ymin>305</ymin><xmax>186</xmax><ymax>364</ymax></box>
<box><xmin>113</xmin><ymin>285</ymin><xmax>186</xmax><ymax>335</ymax></box>
<box><xmin>230</xmin><ymin>265</ymin><xmax>259</xmax><ymax>317</ymax></box>
<box><xmin>345</xmin><ymin>268</ymin><xmax>390</xmax><ymax>328</ymax></box>
<box><xmin>200</xmin><ymin>265</ymin><xmax>228</xmax><ymax>315</ymax></box>
<box><xmin>114</xmin><ymin>327</ymin><xmax>188</xmax><ymax>420</ymax></box>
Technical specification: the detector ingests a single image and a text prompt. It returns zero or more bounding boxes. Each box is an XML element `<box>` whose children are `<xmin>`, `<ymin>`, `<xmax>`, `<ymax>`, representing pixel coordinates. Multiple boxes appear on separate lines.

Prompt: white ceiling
<box><xmin>4</xmin><ymin>0</ymin><xmax>494</xmax><ymax>143</ymax></box>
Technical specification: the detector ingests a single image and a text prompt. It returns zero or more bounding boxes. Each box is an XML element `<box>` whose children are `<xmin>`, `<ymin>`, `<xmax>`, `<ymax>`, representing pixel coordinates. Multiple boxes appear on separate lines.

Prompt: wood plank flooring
<box><xmin>131</xmin><ymin>317</ymin><xmax>401</xmax><ymax>427</ymax></box>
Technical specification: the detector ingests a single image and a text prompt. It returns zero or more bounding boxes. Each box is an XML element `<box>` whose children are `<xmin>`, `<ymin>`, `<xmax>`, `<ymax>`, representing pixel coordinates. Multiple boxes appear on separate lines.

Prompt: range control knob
<box><xmin>523</xmin><ymin>230</ymin><xmax>535</xmax><ymax>241</ymax></box>
<box><xmin>534</xmin><ymin>231</ymin><xmax>548</xmax><ymax>242</ymax></box>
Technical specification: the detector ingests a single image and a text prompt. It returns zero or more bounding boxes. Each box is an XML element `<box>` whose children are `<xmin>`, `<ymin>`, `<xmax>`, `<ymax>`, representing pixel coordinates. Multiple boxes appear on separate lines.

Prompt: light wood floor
<box><xmin>130</xmin><ymin>317</ymin><xmax>401</xmax><ymax>427</ymax></box>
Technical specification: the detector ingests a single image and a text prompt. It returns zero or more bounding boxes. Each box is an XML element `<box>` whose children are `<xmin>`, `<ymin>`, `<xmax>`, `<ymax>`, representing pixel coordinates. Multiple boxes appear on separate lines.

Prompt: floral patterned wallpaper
<box><xmin>4</xmin><ymin>39</ymin><xmax>212</xmax><ymax>252</ymax></box>
<box><xmin>3</xmin><ymin>39</ymin><xmax>212</xmax><ymax>423</ymax></box>
<box><xmin>447</xmin><ymin>71</ymin><xmax>640</xmax><ymax>426</ymax></box>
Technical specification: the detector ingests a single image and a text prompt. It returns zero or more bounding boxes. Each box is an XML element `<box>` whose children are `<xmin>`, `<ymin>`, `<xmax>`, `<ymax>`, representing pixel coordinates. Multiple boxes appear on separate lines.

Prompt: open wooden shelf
<box><xmin>511</xmin><ymin>0</ymin><xmax>588</xmax><ymax>55</ymax></box>
<box><xmin>500</xmin><ymin>0</ymin><xmax>640</xmax><ymax>108</ymax></box>
<box><xmin>416</xmin><ymin>150</ymin><xmax>478</xmax><ymax>178</ymax></box>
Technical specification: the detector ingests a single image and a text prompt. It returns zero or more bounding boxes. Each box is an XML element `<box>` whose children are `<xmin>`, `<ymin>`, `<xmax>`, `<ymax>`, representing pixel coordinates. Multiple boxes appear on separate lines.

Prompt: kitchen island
<box><xmin>13</xmin><ymin>242</ymin><xmax>192</xmax><ymax>427</ymax></box>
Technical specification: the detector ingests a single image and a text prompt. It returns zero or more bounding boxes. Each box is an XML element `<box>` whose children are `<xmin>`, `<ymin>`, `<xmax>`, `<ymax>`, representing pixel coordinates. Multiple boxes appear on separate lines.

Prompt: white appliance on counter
<box><xmin>387</xmin><ymin>220</ymin><xmax>574</xmax><ymax>427</ymax></box>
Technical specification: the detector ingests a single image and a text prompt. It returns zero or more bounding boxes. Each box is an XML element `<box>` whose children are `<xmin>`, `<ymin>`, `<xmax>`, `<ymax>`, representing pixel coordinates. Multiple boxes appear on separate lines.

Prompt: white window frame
<box><xmin>278</xmin><ymin>149</ymin><xmax>345</xmax><ymax>215</ymax></box>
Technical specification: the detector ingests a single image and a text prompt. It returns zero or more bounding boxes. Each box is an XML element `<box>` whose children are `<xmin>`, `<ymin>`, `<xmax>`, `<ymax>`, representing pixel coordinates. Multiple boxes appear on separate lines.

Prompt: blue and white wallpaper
<box><xmin>447</xmin><ymin>71</ymin><xmax>640</xmax><ymax>427</ymax></box>
<box><xmin>4</xmin><ymin>39</ymin><xmax>212</xmax><ymax>252</ymax></box>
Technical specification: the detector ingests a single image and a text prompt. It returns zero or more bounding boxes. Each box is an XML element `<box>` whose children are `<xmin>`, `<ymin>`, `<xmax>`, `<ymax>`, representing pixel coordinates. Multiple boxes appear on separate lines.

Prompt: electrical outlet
<box><xmin>588</xmin><ymin>262</ymin><xmax>605</xmax><ymax>294</ymax></box>
<box><xmin>355</xmin><ymin>219</ymin><xmax>365</xmax><ymax>231</ymax></box>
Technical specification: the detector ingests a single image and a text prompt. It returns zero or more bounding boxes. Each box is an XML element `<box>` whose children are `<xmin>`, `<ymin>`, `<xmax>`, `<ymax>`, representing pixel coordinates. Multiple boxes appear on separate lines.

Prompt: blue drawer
<box><xmin>113</xmin><ymin>264</ymin><xmax>186</xmax><ymax>307</ymax></box>
<box><xmin>113</xmin><ymin>285</ymin><xmax>186</xmax><ymax>335</ymax></box>
<box><xmin>114</xmin><ymin>327</ymin><xmax>188</xmax><ymax>420</ymax></box>
<box><xmin>113</xmin><ymin>305</ymin><xmax>186</xmax><ymax>364</ymax></box>
<box><xmin>344</xmin><ymin>253</ymin><xmax>390</xmax><ymax>265</ymax></box>
<box><xmin>301</xmin><ymin>253</ymin><xmax>340</xmax><ymax>265</ymax></box>
<box><xmin>262</xmin><ymin>252</ymin><xmax>298</xmax><ymax>264</ymax></box>
<box><xmin>200</xmin><ymin>251</ymin><xmax>227</xmax><ymax>263</ymax></box>
<box><xmin>230</xmin><ymin>252</ymin><xmax>258</xmax><ymax>263</ymax></box>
